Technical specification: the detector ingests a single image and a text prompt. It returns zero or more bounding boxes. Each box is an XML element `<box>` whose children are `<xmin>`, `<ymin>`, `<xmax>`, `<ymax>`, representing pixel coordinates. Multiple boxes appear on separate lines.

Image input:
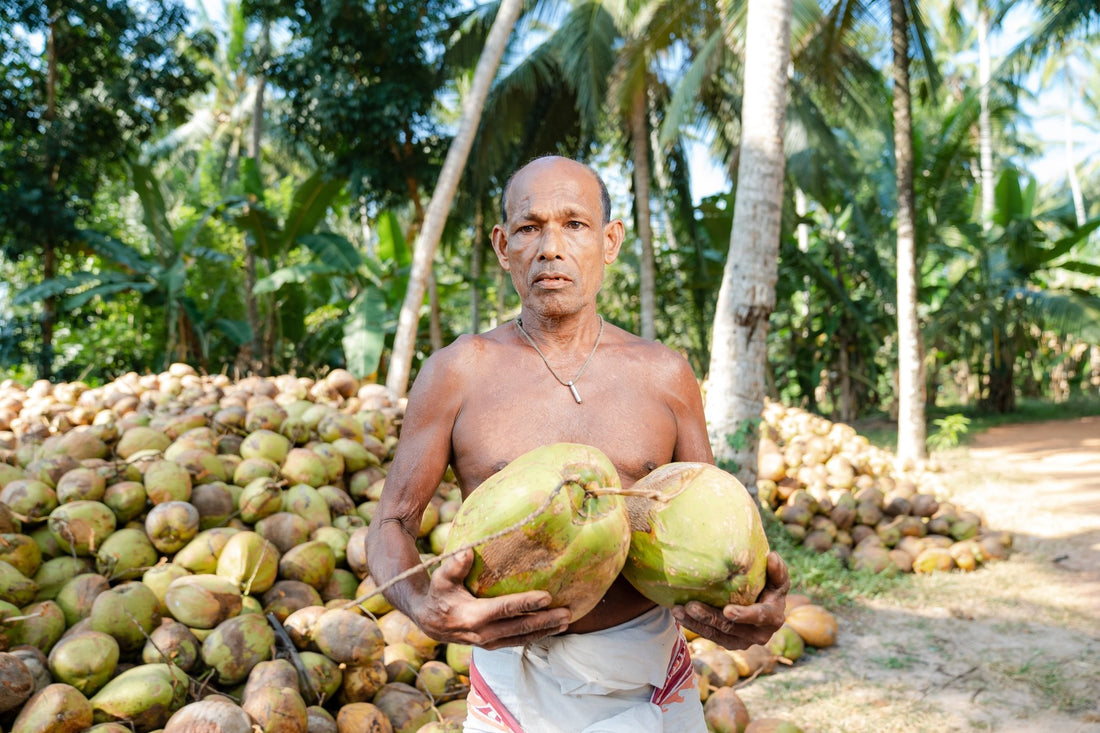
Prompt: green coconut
<box><xmin>201</xmin><ymin>612</ymin><xmax>276</xmax><ymax>686</ymax></box>
<box><xmin>89</xmin><ymin>662</ymin><xmax>190</xmax><ymax>730</ymax></box>
<box><xmin>31</xmin><ymin>555</ymin><xmax>91</xmax><ymax>601</ymax></box>
<box><xmin>141</xmin><ymin>619</ymin><xmax>202</xmax><ymax>671</ymax></box>
<box><xmin>0</xmin><ymin>479</ymin><xmax>58</xmax><ymax>523</ymax></box>
<box><xmin>88</xmin><ymin>581</ymin><xmax>161</xmax><ymax>654</ymax></box>
<box><xmin>144</xmin><ymin>500</ymin><xmax>200</xmax><ymax>554</ymax></box>
<box><xmin>7</xmin><ymin>600</ymin><xmax>66</xmax><ymax>654</ymax></box>
<box><xmin>47</xmin><ymin>630</ymin><xmax>120</xmax><ymax>696</ymax></box>
<box><xmin>172</xmin><ymin>526</ymin><xmax>241</xmax><ymax>575</ymax></box>
<box><xmin>0</xmin><ymin>560</ymin><xmax>38</xmax><ymax>606</ymax></box>
<box><xmin>278</xmin><ymin>539</ymin><xmax>336</xmax><ymax>590</ymax></box>
<box><xmin>442</xmin><ymin>442</ymin><xmax>630</xmax><ymax>622</ymax></box>
<box><xmin>55</xmin><ymin>572</ymin><xmax>111</xmax><ymax>626</ymax></box>
<box><xmin>142</xmin><ymin>459</ymin><xmax>193</xmax><ymax>505</ymax></box>
<box><xmin>55</xmin><ymin>467</ymin><xmax>107</xmax><ymax>504</ymax></box>
<box><xmin>621</xmin><ymin>462</ymin><xmax>769</xmax><ymax>608</ymax></box>
<box><xmin>96</xmin><ymin>528</ymin><xmax>159</xmax><ymax>581</ymax></box>
<box><xmin>0</xmin><ymin>532</ymin><xmax>42</xmax><ymax>578</ymax></box>
<box><xmin>237</xmin><ymin>478</ymin><xmax>284</xmax><ymax>524</ymax></box>
<box><xmin>215</xmin><ymin>530</ymin><xmax>280</xmax><ymax>595</ymax></box>
<box><xmin>164</xmin><ymin>574</ymin><xmax>243</xmax><ymax>629</ymax></box>
<box><xmin>101</xmin><ymin>481</ymin><xmax>148</xmax><ymax>524</ymax></box>
<box><xmin>47</xmin><ymin>500</ymin><xmax>117</xmax><ymax>557</ymax></box>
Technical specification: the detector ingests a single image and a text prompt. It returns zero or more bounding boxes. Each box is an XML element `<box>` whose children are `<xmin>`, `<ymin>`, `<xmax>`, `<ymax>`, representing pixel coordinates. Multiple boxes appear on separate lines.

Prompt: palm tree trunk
<box><xmin>386</xmin><ymin>0</ymin><xmax>523</xmax><ymax>398</ymax></box>
<box><xmin>428</xmin><ymin>270</ymin><xmax>443</xmax><ymax>352</ymax></box>
<box><xmin>705</xmin><ymin>0</ymin><xmax>792</xmax><ymax>492</ymax></box>
<box><xmin>978</xmin><ymin>6</ymin><xmax>994</xmax><ymax>231</ymax></box>
<box><xmin>630</xmin><ymin>85</ymin><xmax>656</xmax><ymax>341</ymax></box>
<box><xmin>39</xmin><ymin>13</ymin><xmax>60</xmax><ymax>380</ymax></box>
<box><xmin>891</xmin><ymin>0</ymin><xmax>928</xmax><ymax>462</ymax></box>
<box><xmin>471</xmin><ymin>202</ymin><xmax>485</xmax><ymax>333</ymax></box>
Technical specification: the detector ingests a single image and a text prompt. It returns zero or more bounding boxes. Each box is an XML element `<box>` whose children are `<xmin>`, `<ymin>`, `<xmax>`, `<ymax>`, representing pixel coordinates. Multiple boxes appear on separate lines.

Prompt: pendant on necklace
<box><xmin>566</xmin><ymin>381</ymin><xmax>582</xmax><ymax>404</ymax></box>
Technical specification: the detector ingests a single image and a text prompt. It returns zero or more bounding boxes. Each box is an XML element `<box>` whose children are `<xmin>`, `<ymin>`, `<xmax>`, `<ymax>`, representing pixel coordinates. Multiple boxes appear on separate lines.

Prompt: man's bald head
<box><xmin>500</xmin><ymin>156</ymin><xmax>612</xmax><ymax>225</ymax></box>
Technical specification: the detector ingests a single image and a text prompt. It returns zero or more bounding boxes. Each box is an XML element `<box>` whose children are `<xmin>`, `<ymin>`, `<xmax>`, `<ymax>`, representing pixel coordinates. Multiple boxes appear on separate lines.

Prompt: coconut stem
<box><xmin>345</xmin><ymin>480</ymin><xmax>569</xmax><ymax>608</ymax></box>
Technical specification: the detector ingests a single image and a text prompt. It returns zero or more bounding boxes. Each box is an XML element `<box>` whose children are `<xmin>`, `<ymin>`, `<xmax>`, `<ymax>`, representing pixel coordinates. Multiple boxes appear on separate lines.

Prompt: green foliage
<box><xmin>926</xmin><ymin>413</ymin><xmax>971</xmax><ymax>451</ymax></box>
<box><xmin>0</xmin><ymin>0</ymin><xmax>213</xmax><ymax>376</ymax></box>
<box><xmin>13</xmin><ymin>164</ymin><xmax>250</xmax><ymax>375</ymax></box>
<box><xmin>245</xmin><ymin>0</ymin><xmax>456</xmax><ymax>207</ymax></box>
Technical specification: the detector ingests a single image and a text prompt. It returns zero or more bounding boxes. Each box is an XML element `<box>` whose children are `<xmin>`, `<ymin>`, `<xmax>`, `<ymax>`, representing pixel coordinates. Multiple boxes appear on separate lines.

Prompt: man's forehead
<box><xmin>508</xmin><ymin>166</ymin><xmax>600</xmax><ymax>211</ymax></box>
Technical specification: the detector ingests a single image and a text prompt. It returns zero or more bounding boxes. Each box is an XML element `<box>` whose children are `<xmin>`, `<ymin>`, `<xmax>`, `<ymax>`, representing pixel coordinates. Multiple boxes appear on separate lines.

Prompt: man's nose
<box><xmin>537</xmin><ymin>226</ymin><xmax>566</xmax><ymax>260</ymax></box>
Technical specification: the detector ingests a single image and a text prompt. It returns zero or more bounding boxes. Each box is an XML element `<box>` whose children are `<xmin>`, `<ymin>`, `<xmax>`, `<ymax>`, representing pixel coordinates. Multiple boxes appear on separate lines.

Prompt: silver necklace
<box><xmin>515</xmin><ymin>315</ymin><xmax>604</xmax><ymax>404</ymax></box>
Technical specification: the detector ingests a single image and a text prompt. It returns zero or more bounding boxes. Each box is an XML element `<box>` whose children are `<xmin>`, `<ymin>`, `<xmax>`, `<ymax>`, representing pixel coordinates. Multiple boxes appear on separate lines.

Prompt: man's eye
<box><xmin>566</xmin><ymin>221</ymin><xmax>585</xmax><ymax>230</ymax></box>
<box><xmin>517</xmin><ymin>225</ymin><xmax>537</xmax><ymax>234</ymax></box>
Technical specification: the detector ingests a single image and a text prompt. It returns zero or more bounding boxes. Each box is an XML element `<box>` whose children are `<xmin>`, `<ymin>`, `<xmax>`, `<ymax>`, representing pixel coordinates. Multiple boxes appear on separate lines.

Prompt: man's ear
<box><xmin>491</xmin><ymin>225</ymin><xmax>511</xmax><ymax>271</ymax></box>
<box><xmin>603</xmin><ymin>219</ymin><xmax>625</xmax><ymax>264</ymax></box>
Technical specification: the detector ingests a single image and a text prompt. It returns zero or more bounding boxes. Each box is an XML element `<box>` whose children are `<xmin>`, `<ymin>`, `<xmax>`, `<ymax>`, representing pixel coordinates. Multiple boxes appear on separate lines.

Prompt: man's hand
<box><xmin>413</xmin><ymin>549</ymin><xmax>573</xmax><ymax>650</ymax></box>
<box><xmin>671</xmin><ymin>551</ymin><xmax>790</xmax><ymax>650</ymax></box>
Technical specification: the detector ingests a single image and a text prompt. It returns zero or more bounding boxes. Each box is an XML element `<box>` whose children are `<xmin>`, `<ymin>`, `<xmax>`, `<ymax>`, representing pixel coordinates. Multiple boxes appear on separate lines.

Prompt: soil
<box><xmin>735</xmin><ymin>416</ymin><xmax>1100</xmax><ymax>733</ymax></box>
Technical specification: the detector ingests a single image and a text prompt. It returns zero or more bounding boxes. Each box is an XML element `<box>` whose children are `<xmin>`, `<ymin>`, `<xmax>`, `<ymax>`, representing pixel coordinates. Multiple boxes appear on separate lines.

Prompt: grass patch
<box><xmin>990</xmin><ymin>653</ymin><xmax>1096</xmax><ymax>714</ymax></box>
<box><xmin>869</xmin><ymin>653</ymin><xmax>917</xmax><ymax>670</ymax></box>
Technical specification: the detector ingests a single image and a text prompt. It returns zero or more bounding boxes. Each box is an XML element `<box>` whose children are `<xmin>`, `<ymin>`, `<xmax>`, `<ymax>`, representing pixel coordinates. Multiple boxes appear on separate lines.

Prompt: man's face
<box><xmin>491</xmin><ymin>158</ymin><xmax>623</xmax><ymax>319</ymax></box>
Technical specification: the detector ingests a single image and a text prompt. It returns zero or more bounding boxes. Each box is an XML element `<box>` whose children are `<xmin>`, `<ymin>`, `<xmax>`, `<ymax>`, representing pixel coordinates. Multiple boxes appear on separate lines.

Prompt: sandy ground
<box><xmin>735</xmin><ymin>416</ymin><xmax>1100</xmax><ymax>733</ymax></box>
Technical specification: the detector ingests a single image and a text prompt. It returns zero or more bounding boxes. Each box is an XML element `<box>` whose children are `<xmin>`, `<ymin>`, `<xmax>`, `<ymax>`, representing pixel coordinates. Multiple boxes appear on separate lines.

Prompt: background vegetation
<box><xmin>2</xmin><ymin>0</ymin><xmax>1098</xmax><ymax>431</ymax></box>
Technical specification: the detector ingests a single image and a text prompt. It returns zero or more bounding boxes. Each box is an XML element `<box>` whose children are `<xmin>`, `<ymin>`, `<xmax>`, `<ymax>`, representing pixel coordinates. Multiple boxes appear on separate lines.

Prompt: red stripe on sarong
<box><xmin>469</xmin><ymin>658</ymin><xmax>525</xmax><ymax>732</ymax></box>
<box><xmin>650</xmin><ymin>631</ymin><xmax>694</xmax><ymax>710</ymax></box>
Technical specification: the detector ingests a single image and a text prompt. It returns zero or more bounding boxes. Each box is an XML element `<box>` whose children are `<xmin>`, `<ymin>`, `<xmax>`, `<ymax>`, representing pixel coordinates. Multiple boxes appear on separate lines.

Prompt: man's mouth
<box><xmin>533</xmin><ymin>272</ymin><xmax>572</xmax><ymax>288</ymax></box>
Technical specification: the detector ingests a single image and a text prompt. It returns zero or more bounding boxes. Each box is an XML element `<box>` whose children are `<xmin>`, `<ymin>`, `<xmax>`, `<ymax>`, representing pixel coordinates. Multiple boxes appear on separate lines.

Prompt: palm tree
<box><xmin>386</xmin><ymin>0</ymin><xmax>524</xmax><ymax>398</ymax></box>
<box><xmin>891</xmin><ymin>0</ymin><xmax>927</xmax><ymax>463</ymax></box>
<box><xmin>705</xmin><ymin>0</ymin><xmax>793</xmax><ymax>488</ymax></box>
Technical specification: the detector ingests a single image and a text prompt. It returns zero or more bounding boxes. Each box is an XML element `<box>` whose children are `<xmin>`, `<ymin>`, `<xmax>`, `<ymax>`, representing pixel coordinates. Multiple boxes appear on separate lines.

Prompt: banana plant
<box><xmin>221</xmin><ymin>157</ymin><xmax>345</xmax><ymax>372</ymax></box>
<box><xmin>13</xmin><ymin>164</ymin><xmax>250</xmax><ymax>370</ymax></box>
<box><xmin>249</xmin><ymin>210</ymin><xmax>411</xmax><ymax>379</ymax></box>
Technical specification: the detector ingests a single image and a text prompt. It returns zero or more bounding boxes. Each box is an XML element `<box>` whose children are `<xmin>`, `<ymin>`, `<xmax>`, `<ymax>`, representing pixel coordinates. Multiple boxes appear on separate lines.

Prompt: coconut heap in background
<box><xmin>0</xmin><ymin>367</ymin><xmax>996</xmax><ymax>732</ymax></box>
<box><xmin>756</xmin><ymin>400</ymin><xmax>1012</xmax><ymax>574</ymax></box>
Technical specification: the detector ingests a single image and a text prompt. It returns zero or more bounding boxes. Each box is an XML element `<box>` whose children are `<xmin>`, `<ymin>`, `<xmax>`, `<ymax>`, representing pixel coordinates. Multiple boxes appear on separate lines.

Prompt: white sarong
<box><xmin>464</xmin><ymin>606</ymin><xmax>705</xmax><ymax>733</ymax></box>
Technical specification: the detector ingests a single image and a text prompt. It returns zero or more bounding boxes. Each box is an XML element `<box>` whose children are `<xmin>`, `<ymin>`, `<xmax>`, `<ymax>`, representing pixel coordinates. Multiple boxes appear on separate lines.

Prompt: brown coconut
<box><xmin>703</xmin><ymin>686</ymin><xmax>750</xmax><ymax>733</ymax></box>
<box><xmin>9</xmin><ymin>682</ymin><xmax>94</xmax><ymax>733</ymax></box>
<box><xmin>335</xmin><ymin>702</ymin><xmax>393</xmax><ymax>733</ymax></box>
<box><xmin>784</xmin><ymin>604</ymin><xmax>838</xmax><ymax>648</ymax></box>
<box><xmin>0</xmin><ymin>651</ymin><xmax>36</xmax><ymax>713</ymax></box>
<box><xmin>163</xmin><ymin>698</ymin><xmax>254</xmax><ymax>733</ymax></box>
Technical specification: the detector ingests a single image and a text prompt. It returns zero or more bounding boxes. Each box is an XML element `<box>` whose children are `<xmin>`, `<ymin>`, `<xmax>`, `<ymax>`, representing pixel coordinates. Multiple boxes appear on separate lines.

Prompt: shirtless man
<box><xmin>367</xmin><ymin>155</ymin><xmax>789</xmax><ymax>732</ymax></box>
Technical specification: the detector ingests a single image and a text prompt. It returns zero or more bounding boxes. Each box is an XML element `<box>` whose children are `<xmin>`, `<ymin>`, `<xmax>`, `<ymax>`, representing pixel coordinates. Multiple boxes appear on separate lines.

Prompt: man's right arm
<box><xmin>365</xmin><ymin>342</ymin><xmax>572</xmax><ymax>649</ymax></box>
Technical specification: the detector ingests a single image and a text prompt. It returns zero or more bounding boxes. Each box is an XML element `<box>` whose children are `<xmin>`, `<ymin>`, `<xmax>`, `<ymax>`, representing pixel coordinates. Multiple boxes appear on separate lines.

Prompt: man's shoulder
<box><xmin>419</xmin><ymin>328</ymin><xmax>510</xmax><ymax>375</ymax></box>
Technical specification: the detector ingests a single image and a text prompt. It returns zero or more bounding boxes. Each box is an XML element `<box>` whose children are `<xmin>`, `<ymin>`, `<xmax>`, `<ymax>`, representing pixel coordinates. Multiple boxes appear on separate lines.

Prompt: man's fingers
<box><xmin>764</xmin><ymin>551</ymin><xmax>791</xmax><ymax>594</ymax></box>
<box><xmin>467</xmin><ymin>600</ymin><xmax>571</xmax><ymax>649</ymax></box>
<box><xmin>436</xmin><ymin>548</ymin><xmax>474</xmax><ymax>584</ymax></box>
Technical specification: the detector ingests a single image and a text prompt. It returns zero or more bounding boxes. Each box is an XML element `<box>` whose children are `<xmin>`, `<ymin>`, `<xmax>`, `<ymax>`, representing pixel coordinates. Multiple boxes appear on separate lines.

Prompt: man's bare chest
<box><xmin>449</xmin><ymin>381</ymin><xmax>676</xmax><ymax>493</ymax></box>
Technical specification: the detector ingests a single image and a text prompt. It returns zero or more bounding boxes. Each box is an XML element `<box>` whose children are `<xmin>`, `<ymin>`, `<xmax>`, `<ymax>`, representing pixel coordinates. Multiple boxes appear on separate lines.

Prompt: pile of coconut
<box><xmin>756</xmin><ymin>400</ymin><xmax>1012</xmax><ymax>574</ymax></box>
<box><xmin>0</xmin><ymin>365</ymin><xmax>935</xmax><ymax>731</ymax></box>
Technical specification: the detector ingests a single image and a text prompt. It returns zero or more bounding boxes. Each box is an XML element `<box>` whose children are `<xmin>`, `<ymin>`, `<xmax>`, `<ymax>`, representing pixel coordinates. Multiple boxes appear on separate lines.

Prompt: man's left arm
<box><xmin>666</xmin><ymin>354</ymin><xmax>790</xmax><ymax>650</ymax></box>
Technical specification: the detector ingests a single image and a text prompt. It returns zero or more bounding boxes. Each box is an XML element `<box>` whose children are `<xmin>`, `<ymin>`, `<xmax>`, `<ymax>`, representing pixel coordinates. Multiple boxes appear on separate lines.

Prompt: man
<box><xmin>367</xmin><ymin>155</ymin><xmax>789</xmax><ymax>732</ymax></box>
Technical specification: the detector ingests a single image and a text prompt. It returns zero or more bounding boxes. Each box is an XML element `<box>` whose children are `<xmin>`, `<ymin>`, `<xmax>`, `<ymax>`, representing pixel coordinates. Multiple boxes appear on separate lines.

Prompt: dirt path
<box><xmin>736</xmin><ymin>416</ymin><xmax>1100</xmax><ymax>733</ymax></box>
